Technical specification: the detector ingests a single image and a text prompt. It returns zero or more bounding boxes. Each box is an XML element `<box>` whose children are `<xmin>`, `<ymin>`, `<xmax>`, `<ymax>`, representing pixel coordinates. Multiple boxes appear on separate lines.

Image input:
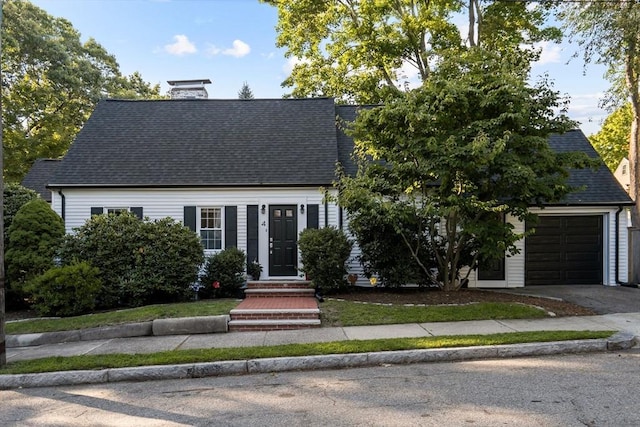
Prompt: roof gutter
<box><xmin>615</xmin><ymin>205</ymin><xmax>638</xmax><ymax>287</ymax></box>
<box><xmin>46</xmin><ymin>183</ymin><xmax>335</xmax><ymax>190</ymax></box>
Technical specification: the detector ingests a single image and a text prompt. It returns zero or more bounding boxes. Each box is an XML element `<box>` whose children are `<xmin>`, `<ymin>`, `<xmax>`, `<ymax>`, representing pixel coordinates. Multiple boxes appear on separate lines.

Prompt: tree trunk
<box><xmin>0</xmin><ymin>4</ymin><xmax>6</xmax><ymax>367</ymax></box>
<box><xmin>625</xmin><ymin>25</ymin><xmax>640</xmax><ymax>285</ymax></box>
<box><xmin>628</xmin><ymin>108</ymin><xmax>640</xmax><ymax>284</ymax></box>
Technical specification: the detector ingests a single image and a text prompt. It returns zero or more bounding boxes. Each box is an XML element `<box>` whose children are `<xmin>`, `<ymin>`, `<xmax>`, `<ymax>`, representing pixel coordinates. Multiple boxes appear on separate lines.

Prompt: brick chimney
<box><xmin>167</xmin><ymin>79</ymin><xmax>212</xmax><ymax>99</ymax></box>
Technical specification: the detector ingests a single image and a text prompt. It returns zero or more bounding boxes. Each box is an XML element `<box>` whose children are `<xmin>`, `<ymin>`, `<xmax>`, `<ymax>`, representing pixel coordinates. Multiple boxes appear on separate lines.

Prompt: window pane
<box><xmin>201</xmin><ymin>208</ymin><xmax>221</xmax><ymax>229</ymax></box>
<box><xmin>274</xmin><ymin>209</ymin><xmax>281</xmax><ymax>217</ymax></box>
<box><xmin>200</xmin><ymin>230</ymin><xmax>222</xmax><ymax>250</ymax></box>
<box><xmin>285</xmin><ymin>209</ymin><xmax>293</xmax><ymax>217</ymax></box>
<box><xmin>200</xmin><ymin>208</ymin><xmax>222</xmax><ymax>249</ymax></box>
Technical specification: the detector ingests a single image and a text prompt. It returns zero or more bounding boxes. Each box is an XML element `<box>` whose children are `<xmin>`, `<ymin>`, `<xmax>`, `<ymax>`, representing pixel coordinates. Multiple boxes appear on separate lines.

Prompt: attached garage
<box><xmin>525</xmin><ymin>215</ymin><xmax>603</xmax><ymax>285</ymax></box>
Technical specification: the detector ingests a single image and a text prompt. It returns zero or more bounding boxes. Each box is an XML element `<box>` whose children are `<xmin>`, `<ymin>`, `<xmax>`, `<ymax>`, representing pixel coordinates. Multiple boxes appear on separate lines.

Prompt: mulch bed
<box><xmin>331</xmin><ymin>287</ymin><xmax>597</xmax><ymax>317</ymax></box>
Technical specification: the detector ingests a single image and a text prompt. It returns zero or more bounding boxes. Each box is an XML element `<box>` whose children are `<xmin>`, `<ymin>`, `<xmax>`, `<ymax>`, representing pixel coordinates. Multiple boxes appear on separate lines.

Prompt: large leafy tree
<box><xmin>562</xmin><ymin>2</ymin><xmax>640</xmax><ymax>180</ymax></box>
<box><xmin>265</xmin><ymin>0</ymin><xmax>560</xmax><ymax>103</ymax></box>
<box><xmin>337</xmin><ymin>51</ymin><xmax>593</xmax><ymax>291</ymax></box>
<box><xmin>1</xmin><ymin>0</ymin><xmax>161</xmax><ymax>182</ymax></box>
<box><xmin>589</xmin><ymin>103</ymin><xmax>632</xmax><ymax>172</ymax></box>
<box><xmin>561</xmin><ymin>1</ymin><xmax>640</xmax><ymax>283</ymax></box>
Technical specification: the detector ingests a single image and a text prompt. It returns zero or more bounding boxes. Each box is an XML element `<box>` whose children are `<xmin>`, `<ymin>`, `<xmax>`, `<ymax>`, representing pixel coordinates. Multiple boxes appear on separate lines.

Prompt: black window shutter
<box><xmin>90</xmin><ymin>207</ymin><xmax>103</xmax><ymax>216</ymax></box>
<box><xmin>225</xmin><ymin>206</ymin><xmax>237</xmax><ymax>248</ymax></box>
<box><xmin>130</xmin><ymin>207</ymin><xmax>143</xmax><ymax>219</ymax></box>
<box><xmin>247</xmin><ymin>205</ymin><xmax>259</xmax><ymax>262</ymax></box>
<box><xmin>307</xmin><ymin>204</ymin><xmax>319</xmax><ymax>229</ymax></box>
<box><xmin>324</xmin><ymin>202</ymin><xmax>329</xmax><ymax>227</ymax></box>
<box><xmin>184</xmin><ymin>206</ymin><xmax>196</xmax><ymax>232</ymax></box>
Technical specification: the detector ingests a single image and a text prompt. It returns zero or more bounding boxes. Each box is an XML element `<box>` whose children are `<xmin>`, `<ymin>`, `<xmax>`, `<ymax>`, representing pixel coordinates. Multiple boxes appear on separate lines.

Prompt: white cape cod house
<box><xmin>45</xmin><ymin>97</ymin><xmax>633</xmax><ymax>287</ymax></box>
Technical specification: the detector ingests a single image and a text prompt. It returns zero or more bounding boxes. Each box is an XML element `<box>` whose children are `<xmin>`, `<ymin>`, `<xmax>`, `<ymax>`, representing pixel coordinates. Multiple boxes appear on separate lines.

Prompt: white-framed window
<box><xmin>200</xmin><ymin>207</ymin><xmax>223</xmax><ymax>250</ymax></box>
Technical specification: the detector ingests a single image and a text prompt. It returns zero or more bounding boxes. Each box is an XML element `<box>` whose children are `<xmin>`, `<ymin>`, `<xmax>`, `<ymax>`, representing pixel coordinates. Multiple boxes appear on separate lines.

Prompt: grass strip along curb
<box><xmin>1</xmin><ymin>330</ymin><xmax>613</xmax><ymax>376</ymax></box>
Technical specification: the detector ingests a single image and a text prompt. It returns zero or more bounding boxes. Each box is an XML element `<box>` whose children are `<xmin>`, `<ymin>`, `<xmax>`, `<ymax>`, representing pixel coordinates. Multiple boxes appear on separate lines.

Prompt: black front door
<box><xmin>269</xmin><ymin>205</ymin><xmax>298</xmax><ymax>276</ymax></box>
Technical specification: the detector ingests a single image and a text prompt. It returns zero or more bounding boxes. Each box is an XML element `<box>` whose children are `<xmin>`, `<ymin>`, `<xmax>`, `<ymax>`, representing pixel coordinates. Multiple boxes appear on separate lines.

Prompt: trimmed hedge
<box><xmin>59</xmin><ymin>212</ymin><xmax>205</xmax><ymax>308</ymax></box>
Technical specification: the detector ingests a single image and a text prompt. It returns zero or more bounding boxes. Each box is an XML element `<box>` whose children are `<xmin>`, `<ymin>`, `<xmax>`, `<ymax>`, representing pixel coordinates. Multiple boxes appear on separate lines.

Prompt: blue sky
<box><xmin>31</xmin><ymin>0</ymin><xmax>611</xmax><ymax>136</ymax></box>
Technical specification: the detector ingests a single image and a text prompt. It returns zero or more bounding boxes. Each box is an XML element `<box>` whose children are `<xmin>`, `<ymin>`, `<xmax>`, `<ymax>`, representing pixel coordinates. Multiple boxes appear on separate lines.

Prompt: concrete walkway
<box><xmin>2</xmin><ymin>312</ymin><xmax>639</xmax><ymax>389</ymax></box>
<box><xmin>6</xmin><ymin>313</ymin><xmax>640</xmax><ymax>363</ymax></box>
<box><xmin>3</xmin><ymin>282</ymin><xmax>640</xmax><ymax>390</ymax></box>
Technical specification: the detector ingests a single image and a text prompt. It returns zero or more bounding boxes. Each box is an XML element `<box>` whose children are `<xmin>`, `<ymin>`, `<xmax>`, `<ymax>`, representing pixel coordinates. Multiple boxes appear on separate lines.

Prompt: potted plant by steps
<box><xmin>247</xmin><ymin>260</ymin><xmax>263</xmax><ymax>280</ymax></box>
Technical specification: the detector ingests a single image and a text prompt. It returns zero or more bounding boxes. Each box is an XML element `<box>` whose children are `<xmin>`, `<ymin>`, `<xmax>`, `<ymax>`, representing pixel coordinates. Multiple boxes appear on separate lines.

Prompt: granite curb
<box><xmin>0</xmin><ymin>333</ymin><xmax>635</xmax><ymax>390</ymax></box>
<box><xmin>5</xmin><ymin>316</ymin><xmax>230</xmax><ymax>348</ymax></box>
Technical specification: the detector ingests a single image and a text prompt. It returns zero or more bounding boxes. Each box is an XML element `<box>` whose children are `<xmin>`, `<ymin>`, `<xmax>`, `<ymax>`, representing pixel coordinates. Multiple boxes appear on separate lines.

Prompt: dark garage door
<box><xmin>525</xmin><ymin>215</ymin><xmax>603</xmax><ymax>285</ymax></box>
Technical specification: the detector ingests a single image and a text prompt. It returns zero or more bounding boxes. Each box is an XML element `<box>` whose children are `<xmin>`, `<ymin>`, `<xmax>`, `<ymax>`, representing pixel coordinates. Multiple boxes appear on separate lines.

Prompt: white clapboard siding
<box><xmin>51</xmin><ymin>189</ymin><xmax>629</xmax><ymax>287</ymax></box>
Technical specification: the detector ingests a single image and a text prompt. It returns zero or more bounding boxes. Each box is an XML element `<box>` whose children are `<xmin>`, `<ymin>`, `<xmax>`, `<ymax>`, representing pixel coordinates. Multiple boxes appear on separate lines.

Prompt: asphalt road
<box><xmin>2</xmin><ymin>349</ymin><xmax>639</xmax><ymax>427</ymax></box>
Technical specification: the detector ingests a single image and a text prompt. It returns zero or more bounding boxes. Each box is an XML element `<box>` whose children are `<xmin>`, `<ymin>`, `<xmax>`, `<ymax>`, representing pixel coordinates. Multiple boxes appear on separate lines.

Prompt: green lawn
<box><xmin>0</xmin><ymin>330</ymin><xmax>613</xmax><ymax>375</ymax></box>
<box><xmin>1</xmin><ymin>299</ymin><xmax>614</xmax><ymax>376</ymax></box>
<box><xmin>6</xmin><ymin>298</ymin><xmax>549</xmax><ymax>335</ymax></box>
<box><xmin>6</xmin><ymin>299</ymin><xmax>241</xmax><ymax>335</ymax></box>
<box><xmin>321</xmin><ymin>300</ymin><xmax>548</xmax><ymax>326</ymax></box>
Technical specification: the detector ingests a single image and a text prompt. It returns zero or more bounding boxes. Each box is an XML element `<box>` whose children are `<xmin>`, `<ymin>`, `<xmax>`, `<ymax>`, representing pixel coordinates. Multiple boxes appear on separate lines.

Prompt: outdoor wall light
<box><xmin>300</xmin><ymin>204</ymin><xmax>305</xmax><ymax>214</ymax></box>
<box><xmin>261</xmin><ymin>204</ymin><xmax>266</xmax><ymax>214</ymax></box>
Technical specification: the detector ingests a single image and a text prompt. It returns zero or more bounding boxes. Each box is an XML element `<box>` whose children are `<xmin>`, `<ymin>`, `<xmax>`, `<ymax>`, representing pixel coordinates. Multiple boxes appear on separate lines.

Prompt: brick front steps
<box><xmin>229</xmin><ymin>281</ymin><xmax>321</xmax><ymax>332</ymax></box>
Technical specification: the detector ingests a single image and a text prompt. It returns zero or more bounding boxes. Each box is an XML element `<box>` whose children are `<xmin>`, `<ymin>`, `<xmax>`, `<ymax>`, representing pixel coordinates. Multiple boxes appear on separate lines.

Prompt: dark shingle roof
<box><xmin>548</xmin><ymin>130</ymin><xmax>632</xmax><ymax>205</ymax></box>
<box><xmin>49</xmin><ymin>98</ymin><xmax>631</xmax><ymax>207</ymax></box>
<box><xmin>21</xmin><ymin>158</ymin><xmax>61</xmax><ymax>202</ymax></box>
<box><xmin>49</xmin><ymin>98</ymin><xmax>339</xmax><ymax>187</ymax></box>
<box><xmin>336</xmin><ymin>105</ymin><xmax>360</xmax><ymax>177</ymax></box>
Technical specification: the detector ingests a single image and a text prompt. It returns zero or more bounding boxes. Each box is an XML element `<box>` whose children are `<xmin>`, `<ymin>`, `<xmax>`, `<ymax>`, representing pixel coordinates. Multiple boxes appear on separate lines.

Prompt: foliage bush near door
<box><xmin>199</xmin><ymin>247</ymin><xmax>246</xmax><ymax>298</ymax></box>
<box><xmin>298</xmin><ymin>227</ymin><xmax>352</xmax><ymax>293</ymax></box>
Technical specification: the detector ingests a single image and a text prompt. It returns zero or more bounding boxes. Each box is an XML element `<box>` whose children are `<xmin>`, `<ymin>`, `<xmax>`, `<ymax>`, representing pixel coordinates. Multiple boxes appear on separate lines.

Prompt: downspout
<box><xmin>57</xmin><ymin>190</ymin><xmax>66</xmax><ymax>222</ymax></box>
<box><xmin>616</xmin><ymin>205</ymin><xmax>637</xmax><ymax>287</ymax></box>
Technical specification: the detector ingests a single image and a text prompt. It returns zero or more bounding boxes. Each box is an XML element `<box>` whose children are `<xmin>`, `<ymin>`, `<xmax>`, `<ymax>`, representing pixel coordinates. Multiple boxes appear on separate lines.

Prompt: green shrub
<box><xmin>298</xmin><ymin>227</ymin><xmax>352</xmax><ymax>293</ymax></box>
<box><xmin>200</xmin><ymin>247</ymin><xmax>246</xmax><ymax>298</ymax></box>
<box><xmin>346</xmin><ymin>201</ymin><xmax>438</xmax><ymax>287</ymax></box>
<box><xmin>25</xmin><ymin>261</ymin><xmax>102</xmax><ymax>317</ymax></box>
<box><xmin>246</xmin><ymin>260</ymin><xmax>263</xmax><ymax>280</ymax></box>
<box><xmin>3</xmin><ymin>184</ymin><xmax>39</xmax><ymax>308</ymax></box>
<box><xmin>5</xmin><ymin>199</ymin><xmax>65</xmax><ymax>296</ymax></box>
<box><xmin>3</xmin><ymin>183</ymin><xmax>38</xmax><ymax>246</ymax></box>
<box><xmin>59</xmin><ymin>213</ymin><xmax>204</xmax><ymax>308</ymax></box>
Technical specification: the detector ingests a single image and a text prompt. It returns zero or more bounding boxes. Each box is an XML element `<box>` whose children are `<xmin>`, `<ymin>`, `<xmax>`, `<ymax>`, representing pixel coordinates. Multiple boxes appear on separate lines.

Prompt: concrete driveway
<box><xmin>498</xmin><ymin>284</ymin><xmax>640</xmax><ymax>314</ymax></box>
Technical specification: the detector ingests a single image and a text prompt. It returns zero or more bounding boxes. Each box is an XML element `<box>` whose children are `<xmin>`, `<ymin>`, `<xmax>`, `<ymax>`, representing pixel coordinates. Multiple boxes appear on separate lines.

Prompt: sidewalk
<box><xmin>7</xmin><ymin>313</ymin><xmax>640</xmax><ymax>363</ymax></box>
<box><xmin>2</xmin><ymin>312</ymin><xmax>638</xmax><ymax>389</ymax></box>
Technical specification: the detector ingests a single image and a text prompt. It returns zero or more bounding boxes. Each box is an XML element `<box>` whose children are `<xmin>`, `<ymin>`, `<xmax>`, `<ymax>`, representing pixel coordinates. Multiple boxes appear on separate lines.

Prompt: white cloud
<box><xmin>283</xmin><ymin>56</ymin><xmax>309</xmax><ymax>74</ymax></box>
<box><xmin>164</xmin><ymin>35</ymin><xmax>197</xmax><ymax>56</ymax></box>
<box><xmin>533</xmin><ymin>41</ymin><xmax>562</xmax><ymax>66</ymax></box>
<box><xmin>566</xmin><ymin>92</ymin><xmax>607</xmax><ymax>135</ymax></box>
<box><xmin>225</xmin><ymin>40</ymin><xmax>251</xmax><ymax>57</ymax></box>
<box><xmin>206</xmin><ymin>40</ymin><xmax>251</xmax><ymax>58</ymax></box>
<box><xmin>206</xmin><ymin>45</ymin><xmax>222</xmax><ymax>56</ymax></box>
